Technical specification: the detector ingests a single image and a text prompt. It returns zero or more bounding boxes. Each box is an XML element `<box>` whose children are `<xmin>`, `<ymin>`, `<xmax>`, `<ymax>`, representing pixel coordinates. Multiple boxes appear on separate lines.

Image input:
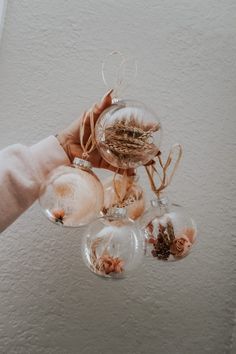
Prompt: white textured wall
<box><xmin>0</xmin><ymin>1</ymin><xmax>235</xmax><ymax>353</ymax></box>
<box><xmin>0</xmin><ymin>0</ymin><xmax>7</xmax><ymax>40</ymax></box>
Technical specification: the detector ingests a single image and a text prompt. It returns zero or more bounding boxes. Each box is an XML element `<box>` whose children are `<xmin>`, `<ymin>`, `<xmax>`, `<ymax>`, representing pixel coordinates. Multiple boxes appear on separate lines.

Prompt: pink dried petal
<box><xmin>170</xmin><ymin>236</ymin><xmax>192</xmax><ymax>257</ymax></box>
<box><xmin>183</xmin><ymin>227</ymin><xmax>196</xmax><ymax>244</ymax></box>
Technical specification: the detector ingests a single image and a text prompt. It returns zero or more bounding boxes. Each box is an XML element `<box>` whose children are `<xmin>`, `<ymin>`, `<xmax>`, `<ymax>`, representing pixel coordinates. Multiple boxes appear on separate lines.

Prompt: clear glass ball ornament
<box><xmin>102</xmin><ymin>175</ymin><xmax>145</xmax><ymax>220</ymax></box>
<box><xmin>39</xmin><ymin>158</ymin><xmax>104</xmax><ymax>227</ymax></box>
<box><xmin>95</xmin><ymin>99</ymin><xmax>162</xmax><ymax>169</ymax></box>
<box><xmin>82</xmin><ymin>207</ymin><xmax>145</xmax><ymax>279</ymax></box>
<box><xmin>139</xmin><ymin>196</ymin><xmax>197</xmax><ymax>261</ymax></box>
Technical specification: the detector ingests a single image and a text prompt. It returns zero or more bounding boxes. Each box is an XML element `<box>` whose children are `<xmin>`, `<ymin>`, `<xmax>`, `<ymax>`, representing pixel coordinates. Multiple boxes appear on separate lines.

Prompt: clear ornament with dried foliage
<box><xmin>102</xmin><ymin>174</ymin><xmax>145</xmax><ymax>220</ymax></box>
<box><xmin>95</xmin><ymin>99</ymin><xmax>161</xmax><ymax>169</ymax></box>
<box><xmin>81</xmin><ymin>207</ymin><xmax>145</xmax><ymax>279</ymax></box>
<box><xmin>138</xmin><ymin>196</ymin><xmax>197</xmax><ymax>261</ymax></box>
<box><xmin>39</xmin><ymin>158</ymin><xmax>104</xmax><ymax>227</ymax></box>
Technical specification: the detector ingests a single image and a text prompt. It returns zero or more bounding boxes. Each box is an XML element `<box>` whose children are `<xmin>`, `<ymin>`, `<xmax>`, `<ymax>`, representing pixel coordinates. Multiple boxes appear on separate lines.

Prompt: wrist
<box><xmin>55</xmin><ymin>133</ymin><xmax>72</xmax><ymax>162</ymax></box>
<box><xmin>55</xmin><ymin>132</ymin><xmax>66</xmax><ymax>148</ymax></box>
<box><xmin>55</xmin><ymin>133</ymin><xmax>83</xmax><ymax>163</ymax></box>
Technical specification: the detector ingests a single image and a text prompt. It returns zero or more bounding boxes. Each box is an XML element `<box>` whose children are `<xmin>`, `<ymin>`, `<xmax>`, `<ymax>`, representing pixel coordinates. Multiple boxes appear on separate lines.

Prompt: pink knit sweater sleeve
<box><xmin>0</xmin><ymin>136</ymin><xmax>70</xmax><ymax>232</ymax></box>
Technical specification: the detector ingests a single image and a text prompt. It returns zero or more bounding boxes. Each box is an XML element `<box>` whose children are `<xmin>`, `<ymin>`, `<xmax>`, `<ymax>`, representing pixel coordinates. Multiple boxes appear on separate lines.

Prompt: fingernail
<box><xmin>94</xmin><ymin>89</ymin><xmax>113</xmax><ymax>114</ymax></box>
<box><xmin>102</xmin><ymin>89</ymin><xmax>113</xmax><ymax>101</ymax></box>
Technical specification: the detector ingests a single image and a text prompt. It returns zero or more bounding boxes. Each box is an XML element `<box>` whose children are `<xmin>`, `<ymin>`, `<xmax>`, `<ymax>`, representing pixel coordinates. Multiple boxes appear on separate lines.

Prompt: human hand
<box><xmin>56</xmin><ymin>90</ymin><xmax>134</xmax><ymax>175</ymax></box>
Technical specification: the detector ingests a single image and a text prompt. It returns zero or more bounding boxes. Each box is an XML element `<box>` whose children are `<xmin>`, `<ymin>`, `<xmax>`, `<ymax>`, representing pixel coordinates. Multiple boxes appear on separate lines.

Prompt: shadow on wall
<box><xmin>0</xmin><ymin>0</ymin><xmax>7</xmax><ymax>42</ymax></box>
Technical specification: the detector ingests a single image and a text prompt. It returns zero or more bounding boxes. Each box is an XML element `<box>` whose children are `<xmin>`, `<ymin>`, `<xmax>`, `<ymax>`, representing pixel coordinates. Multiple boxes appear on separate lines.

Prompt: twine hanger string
<box><xmin>79</xmin><ymin>108</ymin><xmax>97</xmax><ymax>160</ymax></box>
<box><xmin>145</xmin><ymin>144</ymin><xmax>183</xmax><ymax>197</ymax></box>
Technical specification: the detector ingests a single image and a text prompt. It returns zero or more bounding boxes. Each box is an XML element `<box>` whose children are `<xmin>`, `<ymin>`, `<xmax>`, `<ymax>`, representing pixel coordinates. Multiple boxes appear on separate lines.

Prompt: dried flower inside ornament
<box><xmin>102</xmin><ymin>173</ymin><xmax>145</xmax><ymax>220</ymax></box>
<box><xmin>90</xmin><ymin>237</ymin><xmax>124</xmax><ymax>276</ymax></box>
<box><xmin>95</xmin><ymin>100</ymin><xmax>162</xmax><ymax>169</ymax></box>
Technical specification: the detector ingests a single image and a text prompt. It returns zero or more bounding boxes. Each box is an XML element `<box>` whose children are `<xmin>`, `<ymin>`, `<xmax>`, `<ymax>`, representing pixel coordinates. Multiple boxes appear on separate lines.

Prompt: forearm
<box><xmin>0</xmin><ymin>136</ymin><xmax>70</xmax><ymax>232</ymax></box>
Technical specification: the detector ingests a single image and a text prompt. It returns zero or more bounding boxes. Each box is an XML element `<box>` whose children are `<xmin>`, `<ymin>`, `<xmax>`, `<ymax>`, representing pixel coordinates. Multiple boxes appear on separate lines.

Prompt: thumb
<box><xmin>92</xmin><ymin>89</ymin><xmax>113</xmax><ymax>123</ymax></box>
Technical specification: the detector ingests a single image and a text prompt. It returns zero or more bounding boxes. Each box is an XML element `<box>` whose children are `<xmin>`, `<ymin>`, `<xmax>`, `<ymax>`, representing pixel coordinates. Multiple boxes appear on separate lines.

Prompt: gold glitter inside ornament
<box><xmin>139</xmin><ymin>196</ymin><xmax>197</xmax><ymax>261</ymax></box>
<box><xmin>39</xmin><ymin>158</ymin><xmax>104</xmax><ymax>227</ymax></box>
<box><xmin>95</xmin><ymin>100</ymin><xmax>161</xmax><ymax>169</ymax></box>
<box><xmin>81</xmin><ymin>207</ymin><xmax>145</xmax><ymax>279</ymax></box>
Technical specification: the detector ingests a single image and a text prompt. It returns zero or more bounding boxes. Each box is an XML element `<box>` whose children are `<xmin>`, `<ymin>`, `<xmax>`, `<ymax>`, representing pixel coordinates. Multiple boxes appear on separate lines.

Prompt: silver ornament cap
<box><xmin>107</xmin><ymin>206</ymin><xmax>127</xmax><ymax>219</ymax></box>
<box><xmin>73</xmin><ymin>157</ymin><xmax>92</xmax><ymax>170</ymax></box>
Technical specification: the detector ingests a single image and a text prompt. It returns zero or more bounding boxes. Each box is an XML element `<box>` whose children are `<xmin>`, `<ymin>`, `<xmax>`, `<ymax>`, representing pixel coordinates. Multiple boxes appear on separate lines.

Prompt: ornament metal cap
<box><xmin>107</xmin><ymin>206</ymin><xmax>127</xmax><ymax>218</ymax></box>
<box><xmin>73</xmin><ymin>157</ymin><xmax>92</xmax><ymax>170</ymax></box>
<box><xmin>151</xmin><ymin>195</ymin><xmax>169</xmax><ymax>208</ymax></box>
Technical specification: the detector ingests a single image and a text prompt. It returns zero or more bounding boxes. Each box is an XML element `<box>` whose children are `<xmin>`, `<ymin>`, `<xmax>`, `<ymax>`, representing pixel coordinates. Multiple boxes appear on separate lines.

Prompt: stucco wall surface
<box><xmin>0</xmin><ymin>1</ymin><xmax>235</xmax><ymax>353</ymax></box>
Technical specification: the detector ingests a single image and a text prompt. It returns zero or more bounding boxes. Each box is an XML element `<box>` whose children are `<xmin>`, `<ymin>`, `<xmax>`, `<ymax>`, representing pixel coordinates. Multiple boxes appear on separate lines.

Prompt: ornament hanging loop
<box><xmin>101</xmin><ymin>51</ymin><xmax>138</xmax><ymax>98</ymax></box>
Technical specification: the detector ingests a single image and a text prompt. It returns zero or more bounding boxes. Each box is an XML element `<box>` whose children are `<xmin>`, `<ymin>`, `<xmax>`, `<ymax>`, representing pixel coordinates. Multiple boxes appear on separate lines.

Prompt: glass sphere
<box><xmin>139</xmin><ymin>196</ymin><xmax>197</xmax><ymax>261</ymax></box>
<box><xmin>39</xmin><ymin>158</ymin><xmax>104</xmax><ymax>227</ymax></box>
<box><xmin>82</xmin><ymin>208</ymin><xmax>145</xmax><ymax>279</ymax></box>
<box><xmin>95</xmin><ymin>99</ymin><xmax>162</xmax><ymax>169</ymax></box>
<box><xmin>102</xmin><ymin>175</ymin><xmax>145</xmax><ymax>220</ymax></box>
